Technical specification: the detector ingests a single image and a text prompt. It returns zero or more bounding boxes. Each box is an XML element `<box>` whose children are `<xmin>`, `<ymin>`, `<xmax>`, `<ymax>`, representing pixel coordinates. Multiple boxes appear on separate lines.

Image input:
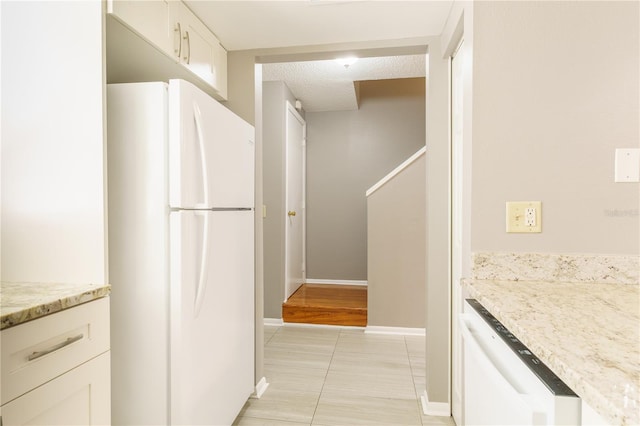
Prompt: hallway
<box><xmin>233</xmin><ymin>325</ymin><xmax>455</xmax><ymax>426</ymax></box>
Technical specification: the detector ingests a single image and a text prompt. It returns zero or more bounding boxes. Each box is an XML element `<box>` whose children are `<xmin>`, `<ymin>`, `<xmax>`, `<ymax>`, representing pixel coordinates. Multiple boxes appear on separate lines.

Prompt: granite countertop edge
<box><xmin>1</xmin><ymin>282</ymin><xmax>111</xmax><ymax>330</ymax></box>
<box><xmin>461</xmin><ymin>278</ymin><xmax>639</xmax><ymax>426</ymax></box>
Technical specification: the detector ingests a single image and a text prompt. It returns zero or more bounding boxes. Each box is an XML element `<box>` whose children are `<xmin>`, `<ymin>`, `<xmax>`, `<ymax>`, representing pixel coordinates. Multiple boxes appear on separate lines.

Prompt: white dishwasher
<box><xmin>460</xmin><ymin>299</ymin><xmax>581</xmax><ymax>425</ymax></box>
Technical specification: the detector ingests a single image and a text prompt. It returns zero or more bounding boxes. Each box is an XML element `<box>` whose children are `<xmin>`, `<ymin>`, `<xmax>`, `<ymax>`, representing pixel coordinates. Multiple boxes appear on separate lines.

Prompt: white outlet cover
<box><xmin>615</xmin><ymin>148</ymin><xmax>640</xmax><ymax>182</ymax></box>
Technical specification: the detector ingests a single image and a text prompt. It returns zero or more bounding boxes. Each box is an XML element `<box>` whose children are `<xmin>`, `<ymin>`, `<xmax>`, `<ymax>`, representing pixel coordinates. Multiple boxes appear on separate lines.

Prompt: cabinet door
<box><xmin>212</xmin><ymin>40</ymin><xmax>228</xmax><ymax>100</ymax></box>
<box><xmin>171</xmin><ymin>1</ymin><xmax>227</xmax><ymax>98</ymax></box>
<box><xmin>107</xmin><ymin>0</ymin><xmax>172</xmax><ymax>56</ymax></box>
<box><xmin>1</xmin><ymin>352</ymin><xmax>111</xmax><ymax>426</ymax></box>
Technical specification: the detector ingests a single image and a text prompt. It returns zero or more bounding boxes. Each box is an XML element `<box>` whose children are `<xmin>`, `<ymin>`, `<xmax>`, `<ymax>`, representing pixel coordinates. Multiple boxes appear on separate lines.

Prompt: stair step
<box><xmin>282</xmin><ymin>284</ymin><xmax>367</xmax><ymax>327</ymax></box>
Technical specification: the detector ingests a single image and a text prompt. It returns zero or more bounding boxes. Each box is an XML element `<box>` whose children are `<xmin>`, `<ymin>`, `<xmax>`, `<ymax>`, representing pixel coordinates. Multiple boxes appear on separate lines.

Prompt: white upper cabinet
<box><xmin>169</xmin><ymin>1</ymin><xmax>228</xmax><ymax>99</ymax></box>
<box><xmin>107</xmin><ymin>0</ymin><xmax>227</xmax><ymax>100</ymax></box>
<box><xmin>212</xmin><ymin>39</ymin><xmax>228</xmax><ymax>101</ymax></box>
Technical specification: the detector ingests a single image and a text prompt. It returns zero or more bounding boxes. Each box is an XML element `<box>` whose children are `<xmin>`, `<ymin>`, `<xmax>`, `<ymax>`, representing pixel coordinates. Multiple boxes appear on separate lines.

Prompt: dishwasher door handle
<box><xmin>459</xmin><ymin>314</ymin><xmax>547</xmax><ymax>424</ymax></box>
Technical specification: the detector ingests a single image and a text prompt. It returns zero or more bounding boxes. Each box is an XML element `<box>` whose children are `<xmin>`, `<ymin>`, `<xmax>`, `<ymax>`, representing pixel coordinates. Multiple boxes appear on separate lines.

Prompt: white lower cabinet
<box><xmin>0</xmin><ymin>298</ymin><xmax>111</xmax><ymax>426</ymax></box>
<box><xmin>1</xmin><ymin>353</ymin><xmax>110</xmax><ymax>426</ymax></box>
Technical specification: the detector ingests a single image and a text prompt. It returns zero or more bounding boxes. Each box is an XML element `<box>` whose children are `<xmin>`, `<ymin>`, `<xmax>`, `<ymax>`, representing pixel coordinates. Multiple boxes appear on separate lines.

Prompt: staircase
<box><xmin>282</xmin><ymin>284</ymin><xmax>367</xmax><ymax>326</ymax></box>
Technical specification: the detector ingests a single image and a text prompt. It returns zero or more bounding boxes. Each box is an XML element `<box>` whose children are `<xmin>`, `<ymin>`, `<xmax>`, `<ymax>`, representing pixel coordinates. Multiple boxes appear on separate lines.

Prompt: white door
<box><xmin>284</xmin><ymin>102</ymin><xmax>306</xmax><ymax>300</ymax></box>
<box><xmin>169</xmin><ymin>210</ymin><xmax>255</xmax><ymax>425</ymax></box>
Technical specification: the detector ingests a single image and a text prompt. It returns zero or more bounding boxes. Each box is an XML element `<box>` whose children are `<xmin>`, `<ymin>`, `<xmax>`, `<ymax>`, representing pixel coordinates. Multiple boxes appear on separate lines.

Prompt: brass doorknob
<box><xmin>288</xmin><ymin>211</ymin><xmax>297</xmax><ymax>217</ymax></box>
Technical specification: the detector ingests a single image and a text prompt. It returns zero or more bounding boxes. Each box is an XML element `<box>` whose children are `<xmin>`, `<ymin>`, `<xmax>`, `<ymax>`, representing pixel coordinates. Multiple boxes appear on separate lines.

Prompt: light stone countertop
<box><xmin>0</xmin><ymin>281</ymin><xmax>111</xmax><ymax>330</ymax></box>
<box><xmin>462</xmin><ymin>279</ymin><xmax>639</xmax><ymax>426</ymax></box>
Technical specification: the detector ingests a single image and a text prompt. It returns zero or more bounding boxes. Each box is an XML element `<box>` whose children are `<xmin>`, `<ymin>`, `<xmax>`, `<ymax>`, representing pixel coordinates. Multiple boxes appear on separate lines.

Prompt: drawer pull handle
<box><xmin>27</xmin><ymin>334</ymin><xmax>84</xmax><ymax>361</ymax></box>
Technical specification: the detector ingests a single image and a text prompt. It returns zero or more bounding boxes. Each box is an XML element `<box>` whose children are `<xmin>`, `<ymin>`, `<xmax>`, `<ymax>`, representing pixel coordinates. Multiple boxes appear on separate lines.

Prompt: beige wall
<box><xmin>306</xmin><ymin>78</ymin><xmax>426</xmax><ymax>280</ymax></box>
<box><xmin>367</xmin><ymin>153</ymin><xmax>426</xmax><ymax>328</ymax></box>
<box><xmin>470</xmin><ymin>1</ymin><xmax>640</xmax><ymax>255</ymax></box>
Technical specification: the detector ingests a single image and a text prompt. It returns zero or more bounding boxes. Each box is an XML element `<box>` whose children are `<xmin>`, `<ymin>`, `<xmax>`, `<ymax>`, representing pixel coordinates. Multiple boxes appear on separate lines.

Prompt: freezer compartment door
<box><xmin>169</xmin><ymin>209</ymin><xmax>255</xmax><ymax>425</ymax></box>
<box><xmin>169</xmin><ymin>79</ymin><xmax>255</xmax><ymax>209</ymax></box>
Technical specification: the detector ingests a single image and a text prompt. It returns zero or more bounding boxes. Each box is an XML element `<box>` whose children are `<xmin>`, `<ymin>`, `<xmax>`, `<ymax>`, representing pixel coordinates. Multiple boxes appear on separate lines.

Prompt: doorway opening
<box><xmin>260</xmin><ymin>52</ymin><xmax>427</xmax><ymax>328</ymax></box>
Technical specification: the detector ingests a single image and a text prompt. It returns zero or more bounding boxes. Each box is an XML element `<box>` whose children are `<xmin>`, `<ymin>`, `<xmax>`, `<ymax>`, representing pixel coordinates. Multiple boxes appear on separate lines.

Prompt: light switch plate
<box><xmin>506</xmin><ymin>201</ymin><xmax>542</xmax><ymax>233</ymax></box>
<box><xmin>615</xmin><ymin>148</ymin><xmax>640</xmax><ymax>182</ymax></box>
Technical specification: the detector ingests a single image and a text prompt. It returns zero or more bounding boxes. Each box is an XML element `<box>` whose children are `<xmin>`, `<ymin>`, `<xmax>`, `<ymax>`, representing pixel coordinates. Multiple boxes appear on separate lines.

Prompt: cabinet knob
<box><xmin>288</xmin><ymin>211</ymin><xmax>296</xmax><ymax>217</ymax></box>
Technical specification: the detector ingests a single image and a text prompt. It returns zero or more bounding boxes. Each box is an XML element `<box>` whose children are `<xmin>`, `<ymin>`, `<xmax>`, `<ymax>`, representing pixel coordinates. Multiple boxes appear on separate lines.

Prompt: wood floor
<box><xmin>282</xmin><ymin>284</ymin><xmax>367</xmax><ymax>326</ymax></box>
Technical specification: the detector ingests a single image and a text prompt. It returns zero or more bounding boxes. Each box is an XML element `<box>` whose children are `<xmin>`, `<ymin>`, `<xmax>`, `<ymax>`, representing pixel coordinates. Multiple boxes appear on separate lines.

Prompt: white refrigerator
<box><xmin>107</xmin><ymin>79</ymin><xmax>255</xmax><ymax>425</ymax></box>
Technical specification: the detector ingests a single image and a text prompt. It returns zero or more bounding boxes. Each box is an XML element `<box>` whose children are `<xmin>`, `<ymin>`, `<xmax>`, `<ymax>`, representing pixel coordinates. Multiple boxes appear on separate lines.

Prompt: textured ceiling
<box><xmin>263</xmin><ymin>54</ymin><xmax>426</xmax><ymax>112</ymax></box>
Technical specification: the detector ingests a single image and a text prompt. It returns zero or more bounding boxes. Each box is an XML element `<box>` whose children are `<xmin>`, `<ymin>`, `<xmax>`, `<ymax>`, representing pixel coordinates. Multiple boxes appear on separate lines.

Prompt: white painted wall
<box><xmin>1</xmin><ymin>1</ymin><xmax>107</xmax><ymax>284</ymax></box>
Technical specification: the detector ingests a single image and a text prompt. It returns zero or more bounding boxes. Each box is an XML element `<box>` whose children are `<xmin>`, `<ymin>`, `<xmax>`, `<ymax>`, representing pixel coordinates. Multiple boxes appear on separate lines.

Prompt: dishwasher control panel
<box><xmin>466</xmin><ymin>299</ymin><xmax>578</xmax><ymax>397</ymax></box>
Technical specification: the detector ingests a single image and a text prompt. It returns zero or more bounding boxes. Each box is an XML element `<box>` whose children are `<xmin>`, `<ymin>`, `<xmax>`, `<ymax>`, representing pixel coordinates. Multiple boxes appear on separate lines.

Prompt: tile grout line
<box><xmin>309</xmin><ymin>325</ymin><xmax>344</xmax><ymax>426</ymax></box>
<box><xmin>404</xmin><ymin>336</ymin><xmax>427</xmax><ymax>426</ymax></box>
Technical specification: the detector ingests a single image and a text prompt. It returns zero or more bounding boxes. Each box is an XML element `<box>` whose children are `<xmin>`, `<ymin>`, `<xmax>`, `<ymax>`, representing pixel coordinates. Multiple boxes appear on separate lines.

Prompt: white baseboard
<box><xmin>264</xmin><ymin>318</ymin><xmax>284</xmax><ymax>326</ymax></box>
<box><xmin>252</xmin><ymin>377</ymin><xmax>269</xmax><ymax>399</ymax></box>
<box><xmin>283</xmin><ymin>322</ymin><xmax>364</xmax><ymax>330</ymax></box>
<box><xmin>305</xmin><ymin>278</ymin><xmax>368</xmax><ymax>286</ymax></box>
<box><xmin>365</xmin><ymin>326</ymin><xmax>426</xmax><ymax>336</ymax></box>
<box><xmin>420</xmin><ymin>390</ymin><xmax>450</xmax><ymax>417</ymax></box>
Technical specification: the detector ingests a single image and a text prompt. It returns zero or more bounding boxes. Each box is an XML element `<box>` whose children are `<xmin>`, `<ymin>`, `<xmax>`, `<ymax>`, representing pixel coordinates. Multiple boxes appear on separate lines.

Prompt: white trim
<box><xmin>282</xmin><ymin>322</ymin><xmax>364</xmax><ymax>330</ymax></box>
<box><xmin>264</xmin><ymin>318</ymin><xmax>284</xmax><ymax>326</ymax></box>
<box><xmin>420</xmin><ymin>390</ymin><xmax>451</xmax><ymax>417</ymax></box>
<box><xmin>364</xmin><ymin>326</ymin><xmax>425</xmax><ymax>336</ymax></box>
<box><xmin>305</xmin><ymin>279</ymin><xmax>368</xmax><ymax>286</ymax></box>
<box><xmin>365</xmin><ymin>146</ymin><xmax>426</xmax><ymax>197</ymax></box>
<box><xmin>251</xmin><ymin>377</ymin><xmax>269</xmax><ymax>399</ymax></box>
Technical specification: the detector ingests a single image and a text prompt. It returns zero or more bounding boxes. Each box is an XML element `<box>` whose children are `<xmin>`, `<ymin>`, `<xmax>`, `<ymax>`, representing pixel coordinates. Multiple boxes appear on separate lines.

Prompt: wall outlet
<box><xmin>506</xmin><ymin>201</ymin><xmax>542</xmax><ymax>233</ymax></box>
<box><xmin>525</xmin><ymin>207</ymin><xmax>536</xmax><ymax>226</ymax></box>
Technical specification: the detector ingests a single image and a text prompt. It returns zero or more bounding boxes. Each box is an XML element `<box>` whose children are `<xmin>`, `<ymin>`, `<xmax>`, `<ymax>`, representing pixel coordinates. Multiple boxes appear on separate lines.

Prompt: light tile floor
<box><xmin>233</xmin><ymin>324</ymin><xmax>457</xmax><ymax>426</ymax></box>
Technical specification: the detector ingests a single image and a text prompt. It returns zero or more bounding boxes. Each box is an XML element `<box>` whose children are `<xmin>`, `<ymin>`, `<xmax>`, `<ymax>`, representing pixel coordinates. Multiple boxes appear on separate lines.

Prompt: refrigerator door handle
<box><xmin>194</xmin><ymin>211</ymin><xmax>210</xmax><ymax>317</ymax></box>
<box><xmin>193</xmin><ymin>102</ymin><xmax>209</xmax><ymax>208</ymax></box>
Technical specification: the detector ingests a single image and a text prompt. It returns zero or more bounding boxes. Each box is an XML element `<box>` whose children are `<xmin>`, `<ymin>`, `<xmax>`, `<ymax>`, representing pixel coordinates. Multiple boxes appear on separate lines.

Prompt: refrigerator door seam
<box><xmin>170</xmin><ymin>207</ymin><xmax>254</xmax><ymax>212</ymax></box>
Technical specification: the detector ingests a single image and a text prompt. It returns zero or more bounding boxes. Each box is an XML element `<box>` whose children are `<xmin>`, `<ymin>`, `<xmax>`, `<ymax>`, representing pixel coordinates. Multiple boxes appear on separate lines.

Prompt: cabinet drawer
<box><xmin>1</xmin><ymin>297</ymin><xmax>110</xmax><ymax>405</ymax></box>
<box><xmin>0</xmin><ymin>352</ymin><xmax>111</xmax><ymax>425</ymax></box>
